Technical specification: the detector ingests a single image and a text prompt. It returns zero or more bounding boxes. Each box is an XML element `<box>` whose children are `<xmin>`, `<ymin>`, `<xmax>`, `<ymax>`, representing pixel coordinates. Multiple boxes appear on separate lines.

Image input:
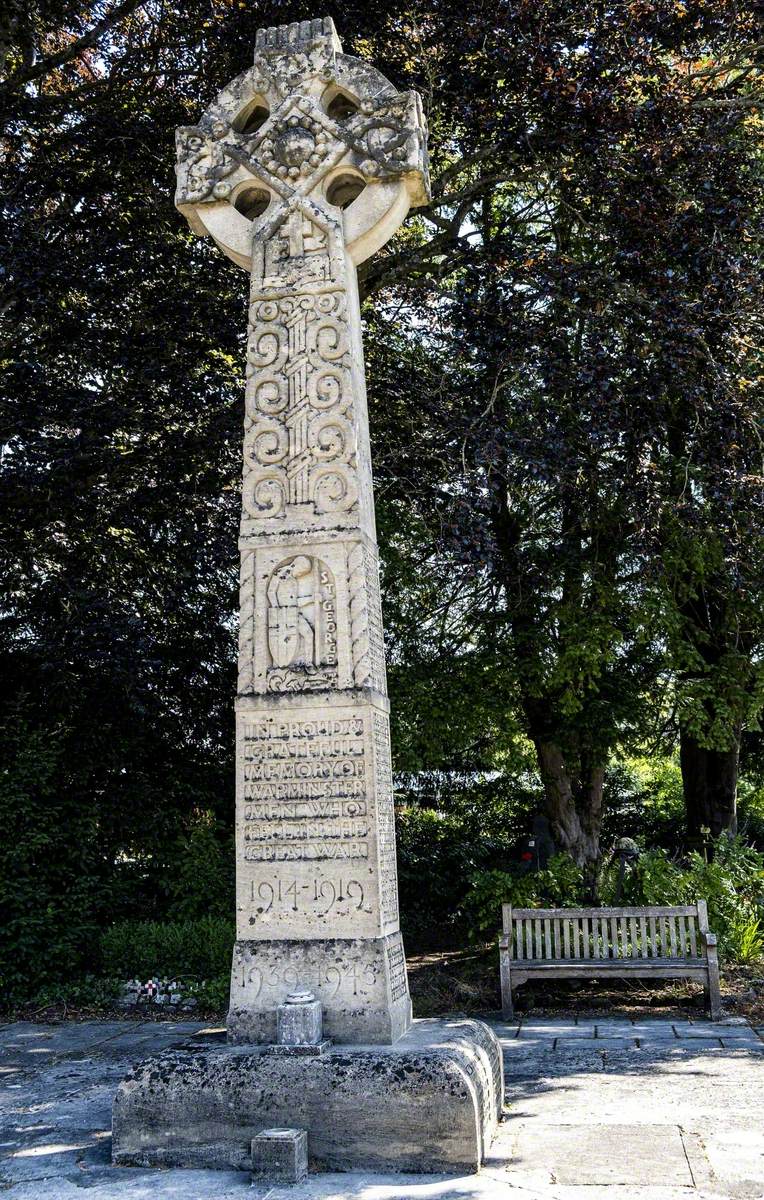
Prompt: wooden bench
<box><xmin>499</xmin><ymin>901</ymin><xmax>721</xmax><ymax>1020</ymax></box>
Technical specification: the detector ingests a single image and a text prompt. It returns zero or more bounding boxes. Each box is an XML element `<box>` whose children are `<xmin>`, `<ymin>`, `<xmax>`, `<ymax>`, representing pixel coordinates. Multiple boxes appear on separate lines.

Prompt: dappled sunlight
<box><xmin>12</xmin><ymin>1142</ymin><xmax>88</xmax><ymax>1158</ymax></box>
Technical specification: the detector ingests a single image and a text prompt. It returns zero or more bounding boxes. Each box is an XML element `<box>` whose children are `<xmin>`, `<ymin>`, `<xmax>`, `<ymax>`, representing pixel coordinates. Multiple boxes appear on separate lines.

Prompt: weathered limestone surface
<box><xmin>112</xmin><ymin>1019</ymin><xmax>503</xmax><ymax>1175</ymax></box>
<box><xmin>174</xmin><ymin>15</ymin><xmax>429</xmax><ymax>1046</ymax></box>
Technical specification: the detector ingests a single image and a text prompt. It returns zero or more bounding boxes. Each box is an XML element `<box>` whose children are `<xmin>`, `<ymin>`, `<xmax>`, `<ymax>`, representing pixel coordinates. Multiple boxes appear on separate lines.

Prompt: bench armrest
<box><xmin>702</xmin><ymin>931</ymin><xmax>718</xmax><ymax>947</ymax></box>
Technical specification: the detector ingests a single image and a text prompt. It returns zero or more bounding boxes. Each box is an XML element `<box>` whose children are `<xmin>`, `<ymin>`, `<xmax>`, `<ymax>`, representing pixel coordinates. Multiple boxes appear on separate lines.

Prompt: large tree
<box><xmin>1</xmin><ymin>0</ymin><xmax>762</xmax><ymax>988</ymax></box>
<box><xmin>364</xmin><ymin>0</ymin><xmax>764</xmax><ymax>872</ymax></box>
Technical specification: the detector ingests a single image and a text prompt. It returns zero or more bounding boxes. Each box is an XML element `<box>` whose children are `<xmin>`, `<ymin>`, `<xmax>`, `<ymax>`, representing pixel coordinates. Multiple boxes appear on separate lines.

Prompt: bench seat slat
<box><xmin>510</xmin><ymin>962</ymin><xmax>711</xmax><ymax>979</ymax></box>
<box><xmin>629</xmin><ymin>916</ymin><xmax>638</xmax><ymax>958</ymax></box>
<box><xmin>511</xmin><ymin>956</ymin><xmax>708</xmax><ymax>967</ymax></box>
<box><xmin>571</xmin><ymin>917</ymin><xmax>580</xmax><ymax>959</ymax></box>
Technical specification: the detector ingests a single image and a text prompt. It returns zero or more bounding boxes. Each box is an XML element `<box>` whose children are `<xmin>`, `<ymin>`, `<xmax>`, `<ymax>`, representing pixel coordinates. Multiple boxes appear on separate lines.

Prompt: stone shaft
<box><xmin>174</xmin><ymin>17</ymin><xmax>429</xmax><ymax>1044</ymax></box>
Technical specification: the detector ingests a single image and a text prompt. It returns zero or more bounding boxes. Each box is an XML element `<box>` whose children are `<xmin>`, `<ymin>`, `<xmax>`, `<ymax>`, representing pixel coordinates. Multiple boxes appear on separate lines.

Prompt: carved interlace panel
<box><xmin>243</xmin><ymin>268</ymin><xmax>357</xmax><ymax>527</ymax></box>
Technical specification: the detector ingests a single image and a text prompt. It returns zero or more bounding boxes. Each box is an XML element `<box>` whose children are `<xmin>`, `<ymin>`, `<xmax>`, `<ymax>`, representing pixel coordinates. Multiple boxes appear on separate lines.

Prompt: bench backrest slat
<box><xmin>591</xmin><ymin>915</ymin><xmax>600</xmax><ymax>959</ymax></box>
<box><xmin>503</xmin><ymin>902</ymin><xmax>705</xmax><ymax>962</ymax></box>
<box><xmin>639</xmin><ymin>915</ymin><xmax>648</xmax><ymax>957</ymax></box>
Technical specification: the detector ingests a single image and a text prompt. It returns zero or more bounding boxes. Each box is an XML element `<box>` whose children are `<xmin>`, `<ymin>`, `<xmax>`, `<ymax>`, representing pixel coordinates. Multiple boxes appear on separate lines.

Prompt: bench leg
<box><xmin>705</xmin><ymin>947</ymin><xmax>722</xmax><ymax>1020</ymax></box>
<box><xmin>499</xmin><ymin>939</ymin><xmax>514</xmax><ymax>1020</ymax></box>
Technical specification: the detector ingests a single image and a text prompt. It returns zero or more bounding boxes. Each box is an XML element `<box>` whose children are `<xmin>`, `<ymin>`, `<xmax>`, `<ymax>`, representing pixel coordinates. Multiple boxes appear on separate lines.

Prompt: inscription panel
<box><xmin>228</xmin><ymin>931</ymin><xmax>410</xmax><ymax>1043</ymax></box>
<box><xmin>387</xmin><ymin>939</ymin><xmax>408</xmax><ymax>1003</ymax></box>
<box><xmin>236</xmin><ymin>703</ymin><xmax>386</xmax><ymax>940</ymax></box>
<box><xmin>373</xmin><ymin>710</ymin><xmax>400</xmax><ymax>929</ymax></box>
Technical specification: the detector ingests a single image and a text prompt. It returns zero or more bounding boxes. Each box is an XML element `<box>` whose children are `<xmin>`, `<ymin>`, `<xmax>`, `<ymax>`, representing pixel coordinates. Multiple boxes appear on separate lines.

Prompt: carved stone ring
<box><xmin>174</xmin><ymin>16</ymin><xmax>430</xmax><ymax>270</ymax></box>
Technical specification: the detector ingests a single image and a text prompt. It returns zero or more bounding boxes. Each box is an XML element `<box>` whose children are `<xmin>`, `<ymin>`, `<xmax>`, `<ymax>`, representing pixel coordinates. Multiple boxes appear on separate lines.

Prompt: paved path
<box><xmin>1</xmin><ymin>1016</ymin><xmax>763</xmax><ymax>1198</ymax></box>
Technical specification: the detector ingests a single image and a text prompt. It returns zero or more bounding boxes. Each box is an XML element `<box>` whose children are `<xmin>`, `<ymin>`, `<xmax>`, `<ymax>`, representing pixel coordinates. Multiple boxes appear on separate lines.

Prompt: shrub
<box><xmin>599</xmin><ymin>835</ymin><xmax>764</xmax><ymax>961</ymax></box>
<box><xmin>166</xmin><ymin>811</ymin><xmax>234</xmax><ymax>921</ymax></box>
<box><xmin>465</xmin><ymin>854</ymin><xmax>585</xmax><ymax>939</ymax></box>
<box><xmin>463</xmin><ymin>838</ymin><xmax>764</xmax><ymax>965</ymax></box>
<box><xmin>0</xmin><ymin>711</ymin><xmax>107</xmax><ymax>1004</ymax></box>
<box><xmin>100</xmin><ymin>916</ymin><xmax>234</xmax><ymax>981</ymax></box>
<box><xmin>395</xmin><ymin>796</ymin><xmax>518</xmax><ymax>941</ymax></box>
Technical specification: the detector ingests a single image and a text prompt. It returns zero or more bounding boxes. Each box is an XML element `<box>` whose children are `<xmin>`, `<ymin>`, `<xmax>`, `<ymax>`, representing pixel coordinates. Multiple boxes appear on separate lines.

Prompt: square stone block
<box><xmin>251</xmin><ymin>1128</ymin><xmax>307</xmax><ymax>1183</ymax></box>
<box><xmin>277</xmin><ymin>993</ymin><xmax>322</xmax><ymax>1045</ymax></box>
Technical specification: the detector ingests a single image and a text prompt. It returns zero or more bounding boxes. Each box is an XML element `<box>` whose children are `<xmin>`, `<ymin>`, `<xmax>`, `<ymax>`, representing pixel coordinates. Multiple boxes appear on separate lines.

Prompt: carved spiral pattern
<box><xmin>248</xmin><ymin>328</ymin><xmax>286</xmax><ymax>371</ymax></box>
<box><xmin>243</xmin><ymin>272</ymin><xmax>358</xmax><ymax>521</ymax></box>
<box><xmin>243</xmin><ymin>470</ymin><xmax>287</xmax><ymax>518</ymax></box>
<box><xmin>245</xmin><ymin>419</ymin><xmax>289</xmax><ymax>466</ymax></box>
<box><xmin>312</xmin><ymin>464</ymin><xmax>358</xmax><ymax>514</ymax></box>
<box><xmin>308</xmin><ymin>317</ymin><xmax>348</xmax><ymax>362</ymax></box>
<box><xmin>308</xmin><ymin>367</ymin><xmax>350</xmax><ymax>412</ymax></box>
<box><xmin>308</xmin><ymin>413</ymin><xmax>353</xmax><ymax>462</ymax></box>
<box><xmin>247</xmin><ymin>375</ymin><xmax>288</xmax><ymax>416</ymax></box>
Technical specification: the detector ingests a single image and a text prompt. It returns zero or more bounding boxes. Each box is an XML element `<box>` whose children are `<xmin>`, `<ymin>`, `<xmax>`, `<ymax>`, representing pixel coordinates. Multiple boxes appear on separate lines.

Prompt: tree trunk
<box><xmin>533</xmin><ymin>738</ymin><xmax>605</xmax><ymax>896</ymax></box>
<box><xmin>680</xmin><ymin>727</ymin><xmax>739</xmax><ymax>852</ymax></box>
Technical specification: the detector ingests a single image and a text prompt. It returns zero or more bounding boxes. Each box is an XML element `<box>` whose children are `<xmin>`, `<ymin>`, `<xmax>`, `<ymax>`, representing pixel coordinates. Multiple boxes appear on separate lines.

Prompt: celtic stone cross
<box><xmin>175</xmin><ymin>17</ymin><xmax>429</xmax><ymax>1043</ymax></box>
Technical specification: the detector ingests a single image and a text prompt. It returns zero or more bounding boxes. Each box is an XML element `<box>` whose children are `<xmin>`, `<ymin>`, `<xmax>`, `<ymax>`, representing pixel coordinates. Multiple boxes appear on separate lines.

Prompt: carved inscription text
<box><xmin>241</xmin><ymin>714</ymin><xmax>369</xmax><ymax>862</ymax></box>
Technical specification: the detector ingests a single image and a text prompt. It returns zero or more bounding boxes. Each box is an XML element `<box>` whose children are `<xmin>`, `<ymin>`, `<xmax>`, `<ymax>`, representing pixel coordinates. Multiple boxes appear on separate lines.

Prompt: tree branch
<box><xmin>2</xmin><ymin>0</ymin><xmax>145</xmax><ymax>92</ymax></box>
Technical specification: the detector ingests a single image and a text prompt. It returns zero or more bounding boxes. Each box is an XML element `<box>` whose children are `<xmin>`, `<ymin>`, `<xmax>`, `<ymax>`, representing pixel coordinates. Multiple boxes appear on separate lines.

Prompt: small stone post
<box><xmin>174</xmin><ymin>18</ymin><xmax>430</xmax><ymax>1044</ymax></box>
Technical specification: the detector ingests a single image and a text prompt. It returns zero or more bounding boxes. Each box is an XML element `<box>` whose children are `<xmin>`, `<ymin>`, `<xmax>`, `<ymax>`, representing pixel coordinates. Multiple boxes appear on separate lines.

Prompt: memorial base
<box><xmin>228</xmin><ymin>934</ymin><xmax>411</xmax><ymax>1045</ymax></box>
<box><xmin>112</xmin><ymin>1018</ymin><xmax>504</xmax><ymax>1175</ymax></box>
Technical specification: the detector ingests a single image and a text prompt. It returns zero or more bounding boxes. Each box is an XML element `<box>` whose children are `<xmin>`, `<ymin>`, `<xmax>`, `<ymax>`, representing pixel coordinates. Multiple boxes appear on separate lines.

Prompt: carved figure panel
<box><xmin>266</xmin><ymin>555</ymin><xmax>338</xmax><ymax>692</ymax></box>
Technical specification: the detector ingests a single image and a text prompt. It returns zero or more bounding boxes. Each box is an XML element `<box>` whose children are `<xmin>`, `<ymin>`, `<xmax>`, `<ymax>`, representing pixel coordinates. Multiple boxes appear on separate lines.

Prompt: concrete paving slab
<box><xmin>508</xmin><ymin>1122</ymin><xmax>695</xmax><ymax>1186</ymax></box>
<box><xmin>595</xmin><ymin>1022</ymin><xmax>677</xmax><ymax>1038</ymax></box>
<box><xmin>670</xmin><ymin>1023</ymin><xmax>733</xmax><ymax>1038</ymax></box>
<box><xmin>720</xmin><ymin>1036</ymin><xmax>764</xmax><ymax>1050</ymax></box>
<box><xmin>577</xmin><ymin>1037</ymin><xmax>640</xmax><ymax>1050</ymax></box>
<box><xmin>699</xmin><ymin>1025</ymin><xmax>762</xmax><ymax>1040</ymax></box>
<box><xmin>502</xmin><ymin>1038</ymin><xmax>554</xmax><ymax>1051</ymax></box>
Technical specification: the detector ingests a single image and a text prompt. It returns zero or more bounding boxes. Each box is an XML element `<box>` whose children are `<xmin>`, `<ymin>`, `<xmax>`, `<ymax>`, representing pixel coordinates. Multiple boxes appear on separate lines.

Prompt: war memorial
<box><xmin>111</xmin><ymin>16</ymin><xmax>503</xmax><ymax>1177</ymax></box>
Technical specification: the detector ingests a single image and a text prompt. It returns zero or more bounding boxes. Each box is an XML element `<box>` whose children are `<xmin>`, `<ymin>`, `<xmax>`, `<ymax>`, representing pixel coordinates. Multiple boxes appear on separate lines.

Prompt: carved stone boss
<box><xmin>175</xmin><ymin>18</ymin><xmax>429</xmax><ymax>1044</ymax></box>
